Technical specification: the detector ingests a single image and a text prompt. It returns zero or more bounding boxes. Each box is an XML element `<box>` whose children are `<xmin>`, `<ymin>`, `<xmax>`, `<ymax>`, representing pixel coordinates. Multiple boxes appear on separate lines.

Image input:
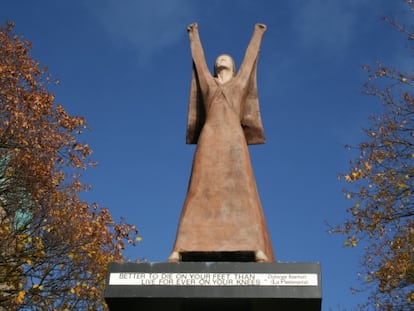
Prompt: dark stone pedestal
<box><xmin>104</xmin><ymin>262</ymin><xmax>322</xmax><ymax>311</ymax></box>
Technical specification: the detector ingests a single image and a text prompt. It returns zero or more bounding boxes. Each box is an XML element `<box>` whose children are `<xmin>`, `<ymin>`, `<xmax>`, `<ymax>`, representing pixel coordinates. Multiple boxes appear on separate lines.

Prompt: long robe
<box><xmin>171</xmin><ymin>24</ymin><xmax>274</xmax><ymax>262</ymax></box>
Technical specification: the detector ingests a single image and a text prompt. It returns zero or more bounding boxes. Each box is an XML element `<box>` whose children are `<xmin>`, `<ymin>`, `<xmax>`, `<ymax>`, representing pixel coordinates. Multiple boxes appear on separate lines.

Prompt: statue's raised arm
<box><xmin>187</xmin><ymin>23</ymin><xmax>210</xmax><ymax>90</ymax></box>
<box><xmin>238</xmin><ymin>23</ymin><xmax>266</xmax><ymax>84</ymax></box>
<box><xmin>239</xmin><ymin>23</ymin><xmax>266</xmax><ymax>144</ymax></box>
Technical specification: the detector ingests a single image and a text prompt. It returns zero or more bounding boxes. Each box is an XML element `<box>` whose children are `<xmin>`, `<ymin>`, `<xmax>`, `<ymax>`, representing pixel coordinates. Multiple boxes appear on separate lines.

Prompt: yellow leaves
<box><xmin>70</xmin><ymin>285</ymin><xmax>81</xmax><ymax>296</ymax></box>
<box><xmin>351</xmin><ymin>204</ymin><xmax>360</xmax><ymax>216</ymax></box>
<box><xmin>0</xmin><ymin>223</ymin><xmax>12</xmax><ymax>235</ymax></box>
<box><xmin>363</xmin><ymin>161</ymin><xmax>371</xmax><ymax>171</ymax></box>
<box><xmin>344</xmin><ymin>162</ymin><xmax>372</xmax><ymax>183</ymax></box>
<box><xmin>4</xmin><ymin>166</ymin><xmax>15</xmax><ymax>178</ymax></box>
<box><xmin>15</xmin><ymin>233</ymin><xmax>30</xmax><ymax>252</ymax></box>
<box><xmin>397</xmin><ymin>182</ymin><xmax>408</xmax><ymax>189</ymax></box>
<box><xmin>407</xmin><ymin>291</ymin><xmax>414</xmax><ymax>303</ymax></box>
<box><xmin>344</xmin><ymin>174</ymin><xmax>352</xmax><ymax>182</ymax></box>
<box><xmin>344</xmin><ymin>236</ymin><xmax>358</xmax><ymax>247</ymax></box>
<box><xmin>16</xmin><ymin>290</ymin><xmax>25</xmax><ymax>304</ymax></box>
<box><xmin>344</xmin><ymin>168</ymin><xmax>365</xmax><ymax>183</ymax></box>
<box><xmin>32</xmin><ymin>284</ymin><xmax>43</xmax><ymax>290</ymax></box>
<box><xmin>391</xmin><ymin>236</ymin><xmax>405</xmax><ymax>250</ymax></box>
<box><xmin>343</xmin><ymin>26</ymin><xmax>414</xmax><ymax>310</ymax></box>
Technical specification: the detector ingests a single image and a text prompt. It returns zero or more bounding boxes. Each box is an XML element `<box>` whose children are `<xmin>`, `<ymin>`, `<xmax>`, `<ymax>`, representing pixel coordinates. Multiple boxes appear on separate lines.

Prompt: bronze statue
<box><xmin>169</xmin><ymin>23</ymin><xmax>274</xmax><ymax>262</ymax></box>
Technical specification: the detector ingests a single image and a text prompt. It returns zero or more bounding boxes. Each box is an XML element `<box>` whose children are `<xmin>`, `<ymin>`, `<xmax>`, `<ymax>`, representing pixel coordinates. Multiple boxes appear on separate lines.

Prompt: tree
<box><xmin>335</xmin><ymin>1</ymin><xmax>414</xmax><ymax>310</ymax></box>
<box><xmin>0</xmin><ymin>22</ymin><xmax>139</xmax><ymax>310</ymax></box>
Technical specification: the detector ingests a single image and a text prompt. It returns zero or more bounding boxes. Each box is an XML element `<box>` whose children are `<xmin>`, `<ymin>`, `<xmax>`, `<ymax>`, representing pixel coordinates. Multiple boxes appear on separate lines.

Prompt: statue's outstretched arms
<box><xmin>238</xmin><ymin>23</ymin><xmax>266</xmax><ymax>84</ymax></box>
<box><xmin>188</xmin><ymin>23</ymin><xmax>210</xmax><ymax>87</ymax></box>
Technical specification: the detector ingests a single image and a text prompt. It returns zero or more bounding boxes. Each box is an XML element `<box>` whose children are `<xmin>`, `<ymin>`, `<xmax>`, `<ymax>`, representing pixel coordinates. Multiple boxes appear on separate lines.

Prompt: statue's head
<box><xmin>214</xmin><ymin>54</ymin><xmax>236</xmax><ymax>77</ymax></box>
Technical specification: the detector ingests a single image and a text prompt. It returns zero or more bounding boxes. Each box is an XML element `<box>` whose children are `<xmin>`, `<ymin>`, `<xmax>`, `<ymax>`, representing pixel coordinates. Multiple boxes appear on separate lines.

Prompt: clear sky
<box><xmin>1</xmin><ymin>1</ymin><xmax>410</xmax><ymax>310</ymax></box>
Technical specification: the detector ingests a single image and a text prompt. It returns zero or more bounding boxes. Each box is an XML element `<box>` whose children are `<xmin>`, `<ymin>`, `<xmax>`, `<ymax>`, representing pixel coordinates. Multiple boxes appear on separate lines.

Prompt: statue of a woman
<box><xmin>169</xmin><ymin>23</ymin><xmax>274</xmax><ymax>262</ymax></box>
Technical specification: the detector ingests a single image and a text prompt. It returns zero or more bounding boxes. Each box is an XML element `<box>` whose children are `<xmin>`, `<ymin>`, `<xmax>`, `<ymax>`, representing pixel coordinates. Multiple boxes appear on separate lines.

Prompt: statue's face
<box><xmin>215</xmin><ymin>55</ymin><xmax>234</xmax><ymax>73</ymax></box>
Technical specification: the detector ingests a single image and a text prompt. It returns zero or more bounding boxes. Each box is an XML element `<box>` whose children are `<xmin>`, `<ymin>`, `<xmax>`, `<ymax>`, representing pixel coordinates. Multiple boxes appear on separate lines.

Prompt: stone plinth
<box><xmin>104</xmin><ymin>262</ymin><xmax>322</xmax><ymax>311</ymax></box>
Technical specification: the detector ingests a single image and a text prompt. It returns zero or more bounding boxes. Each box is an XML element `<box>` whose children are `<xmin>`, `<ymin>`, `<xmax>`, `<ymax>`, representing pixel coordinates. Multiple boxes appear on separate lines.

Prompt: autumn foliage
<box><xmin>0</xmin><ymin>22</ymin><xmax>138</xmax><ymax>310</ymax></box>
<box><xmin>336</xmin><ymin>2</ymin><xmax>414</xmax><ymax>310</ymax></box>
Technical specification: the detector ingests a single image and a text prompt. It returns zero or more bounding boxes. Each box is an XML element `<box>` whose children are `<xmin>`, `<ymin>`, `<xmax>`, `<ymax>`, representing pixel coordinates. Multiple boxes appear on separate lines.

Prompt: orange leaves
<box><xmin>56</xmin><ymin>104</ymin><xmax>86</xmax><ymax>132</ymax></box>
<box><xmin>0</xmin><ymin>22</ymin><xmax>139</xmax><ymax>310</ymax></box>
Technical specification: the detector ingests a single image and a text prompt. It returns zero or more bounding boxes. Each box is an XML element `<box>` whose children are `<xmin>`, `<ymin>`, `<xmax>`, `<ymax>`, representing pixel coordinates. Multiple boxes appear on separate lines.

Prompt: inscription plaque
<box><xmin>109</xmin><ymin>272</ymin><xmax>318</xmax><ymax>287</ymax></box>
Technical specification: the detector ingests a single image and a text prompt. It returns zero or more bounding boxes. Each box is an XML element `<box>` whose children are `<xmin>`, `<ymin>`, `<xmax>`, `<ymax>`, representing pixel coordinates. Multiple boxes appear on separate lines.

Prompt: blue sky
<box><xmin>1</xmin><ymin>1</ymin><xmax>411</xmax><ymax>309</ymax></box>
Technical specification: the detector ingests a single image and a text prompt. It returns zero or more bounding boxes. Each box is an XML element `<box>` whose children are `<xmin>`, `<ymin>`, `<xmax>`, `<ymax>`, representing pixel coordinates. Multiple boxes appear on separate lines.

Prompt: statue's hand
<box><xmin>255</xmin><ymin>23</ymin><xmax>267</xmax><ymax>31</ymax></box>
<box><xmin>187</xmin><ymin>23</ymin><xmax>198</xmax><ymax>32</ymax></box>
